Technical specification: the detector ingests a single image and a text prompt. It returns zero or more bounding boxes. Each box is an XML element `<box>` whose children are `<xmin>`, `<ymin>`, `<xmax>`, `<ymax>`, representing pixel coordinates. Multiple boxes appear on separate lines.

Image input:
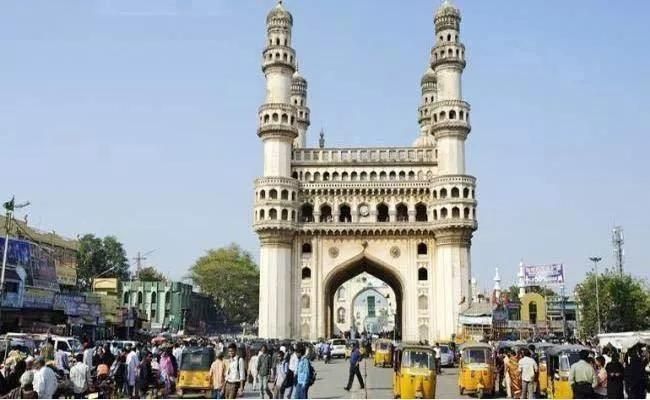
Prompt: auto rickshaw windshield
<box><xmin>378</xmin><ymin>342</ymin><xmax>391</xmax><ymax>350</ymax></box>
<box><xmin>560</xmin><ymin>353</ymin><xmax>580</xmax><ymax>370</ymax></box>
<box><xmin>181</xmin><ymin>348</ymin><xmax>215</xmax><ymax>371</ymax></box>
<box><xmin>402</xmin><ymin>350</ymin><xmax>434</xmax><ymax>369</ymax></box>
<box><xmin>463</xmin><ymin>348</ymin><xmax>490</xmax><ymax>364</ymax></box>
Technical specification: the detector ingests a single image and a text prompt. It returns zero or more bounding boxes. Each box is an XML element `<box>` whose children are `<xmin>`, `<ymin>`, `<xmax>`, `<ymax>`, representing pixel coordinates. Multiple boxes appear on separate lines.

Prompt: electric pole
<box><xmin>612</xmin><ymin>226</ymin><xmax>624</xmax><ymax>276</ymax></box>
<box><xmin>589</xmin><ymin>256</ymin><xmax>602</xmax><ymax>335</ymax></box>
<box><xmin>132</xmin><ymin>249</ymin><xmax>156</xmax><ymax>277</ymax></box>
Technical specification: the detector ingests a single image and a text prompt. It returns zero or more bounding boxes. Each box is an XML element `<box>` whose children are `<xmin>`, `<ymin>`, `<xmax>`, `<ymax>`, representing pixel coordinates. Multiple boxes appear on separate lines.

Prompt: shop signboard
<box><xmin>28</xmin><ymin>244</ymin><xmax>59</xmax><ymax>291</ymax></box>
<box><xmin>0</xmin><ymin>238</ymin><xmax>31</xmax><ymax>269</ymax></box>
<box><xmin>54</xmin><ymin>258</ymin><xmax>77</xmax><ymax>286</ymax></box>
<box><xmin>53</xmin><ymin>293</ymin><xmax>85</xmax><ymax>314</ymax></box>
<box><xmin>524</xmin><ymin>264</ymin><xmax>565</xmax><ymax>286</ymax></box>
<box><xmin>23</xmin><ymin>287</ymin><xmax>55</xmax><ymax>309</ymax></box>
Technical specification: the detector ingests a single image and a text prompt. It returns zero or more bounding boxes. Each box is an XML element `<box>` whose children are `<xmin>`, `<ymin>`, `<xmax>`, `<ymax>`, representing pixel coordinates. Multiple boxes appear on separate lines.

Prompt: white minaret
<box><xmin>493</xmin><ymin>266</ymin><xmax>502</xmax><ymax>300</ymax></box>
<box><xmin>291</xmin><ymin>63</ymin><xmax>310</xmax><ymax>148</ymax></box>
<box><xmin>517</xmin><ymin>260</ymin><xmax>526</xmax><ymax>299</ymax></box>
<box><xmin>430</xmin><ymin>0</ymin><xmax>477</xmax><ymax>340</ymax></box>
<box><xmin>254</xmin><ymin>0</ymin><xmax>300</xmax><ymax>339</ymax></box>
<box><xmin>413</xmin><ymin>68</ymin><xmax>437</xmax><ymax>147</ymax></box>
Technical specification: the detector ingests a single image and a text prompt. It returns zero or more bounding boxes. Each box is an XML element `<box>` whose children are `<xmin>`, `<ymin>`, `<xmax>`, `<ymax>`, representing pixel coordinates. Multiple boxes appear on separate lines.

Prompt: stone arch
<box><xmin>302</xmin><ymin>242</ymin><xmax>312</xmax><ymax>255</ymax></box>
<box><xmin>452</xmin><ymin>207</ymin><xmax>460</xmax><ymax>218</ymax></box>
<box><xmin>323</xmin><ymin>253</ymin><xmax>405</xmax><ymax>338</ymax></box>
<box><xmin>415</xmin><ymin>202</ymin><xmax>428</xmax><ymax>222</ymax></box>
<box><xmin>301</xmin><ymin>267</ymin><xmax>311</xmax><ymax>280</ymax></box>
<box><xmin>417</xmin><ymin>243</ymin><xmax>428</xmax><ymax>255</ymax></box>
<box><xmin>463</xmin><ymin>187</ymin><xmax>470</xmax><ymax>198</ymax></box>
<box><xmin>259</xmin><ymin>209</ymin><xmax>265</xmax><ymax>220</ymax></box>
<box><xmin>281</xmin><ymin>209</ymin><xmax>288</xmax><ymax>220</ymax></box>
<box><xmin>281</xmin><ymin>189</ymin><xmax>289</xmax><ymax>200</ymax></box>
<box><xmin>259</xmin><ymin>190</ymin><xmax>266</xmax><ymax>199</ymax></box>
<box><xmin>300</xmin><ymin>203</ymin><xmax>313</xmax><ymax>222</ymax></box>
<box><xmin>418</xmin><ymin>267</ymin><xmax>428</xmax><ymax>281</ymax></box>
<box><xmin>396</xmin><ymin>202</ymin><xmax>408</xmax><ymax>222</ymax></box>
<box><xmin>339</xmin><ymin>203</ymin><xmax>351</xmax><ymax>222</ymax></box>
<box><xmin>319</xmin><ymin>204</ymin><xmax>332</xmax><ymax>222</ymax></box>
<box><xmin>376</xmin><ymin>203</ymin><xmax>389</xmax><ymax>222</ymax></box>
<box><xmin>451</xmin><ymin>187</ymin><xmax>460</xmax><ymax>198</ymax></box>
<box><xmin>269</xmin><ymin>208</ymin><xmax>278</xmax><ymax>220</ymax></box>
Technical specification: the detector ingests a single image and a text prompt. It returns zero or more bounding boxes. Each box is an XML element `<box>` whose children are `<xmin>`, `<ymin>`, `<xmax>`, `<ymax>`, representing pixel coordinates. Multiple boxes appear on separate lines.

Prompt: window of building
<box><xmin>302</xmin><ymin>243</ymin><xmax>312</xmax><ymax>255</ymax></box>
<box><xmin>417</xmin><ymin>243</ymin><xmax>428</xmax><ymax>255</ymax></box>
<box><xmin>301</xmin><ymin>267</ymin><xmax>311</xmax><ymax>280</ymax></box>
<box><xmin>418</xmin><ymin>267</ymin><xmax>428</xmax><ymax>281</ymax></box>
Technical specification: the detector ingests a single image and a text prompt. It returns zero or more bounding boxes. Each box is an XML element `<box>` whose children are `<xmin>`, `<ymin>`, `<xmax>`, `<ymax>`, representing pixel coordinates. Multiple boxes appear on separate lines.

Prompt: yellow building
<box><xmin>520</xmin><ymin>292</ymin><xmax>547</xmax><ymax>325</ymax></box>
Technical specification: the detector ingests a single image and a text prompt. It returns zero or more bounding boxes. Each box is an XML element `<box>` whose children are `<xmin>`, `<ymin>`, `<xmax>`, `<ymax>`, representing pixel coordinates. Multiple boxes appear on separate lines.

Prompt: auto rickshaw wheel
<box><xmin>477</xmin><ymin>388</ymin><xmax>484</xmax><ymax>399</ymax></box>
<box><xmin>459</xmin><ymin>386</ymin><xmax>464</xmax><ymax>395</ymax></box>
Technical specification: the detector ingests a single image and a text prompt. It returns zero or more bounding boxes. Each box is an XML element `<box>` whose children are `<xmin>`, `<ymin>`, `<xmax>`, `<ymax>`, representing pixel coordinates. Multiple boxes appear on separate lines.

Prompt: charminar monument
<box><xmin>254</xmin><ymin>0</ymin><xmax>477</xmax><ymax>342</ymax></box>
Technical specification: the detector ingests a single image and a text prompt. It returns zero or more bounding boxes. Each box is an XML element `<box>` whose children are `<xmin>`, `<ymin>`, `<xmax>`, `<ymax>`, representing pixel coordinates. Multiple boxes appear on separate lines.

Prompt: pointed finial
<box><xmin>319</xmin><ymin>129</ymin><xmax>325</xmax><ymax>148</ymax></box>
<box><xmin>295</xmin><ymin>60</ymin><xmax>299</xmax><ymax>72</ymax></box>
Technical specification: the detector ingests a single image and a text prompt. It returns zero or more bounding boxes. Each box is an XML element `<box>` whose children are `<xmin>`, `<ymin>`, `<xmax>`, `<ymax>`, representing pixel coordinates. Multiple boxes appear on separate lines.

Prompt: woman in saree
<box><xmin>507</xmin><ymin>350</ymin><xmax>522</xmax><ymax>398</ymax></box>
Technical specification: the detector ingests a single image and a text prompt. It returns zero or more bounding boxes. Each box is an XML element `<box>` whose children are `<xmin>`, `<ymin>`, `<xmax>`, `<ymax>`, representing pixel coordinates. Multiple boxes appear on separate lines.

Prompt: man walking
<box><xmin>257</xmin><ymin>345</ymin><xmax>273</xmax><ymax>398</ymax></box>
<box><xmin>210</xmin><ymin>351</ymin><xmax>226</xmax><ymax>399</ymax></box>
<box><xmin>518</xmin><ymin>349</ymin><xmax>538</xmax><ymax>399</ymax></box>
<box><xmin>224</xmin><ymin>343</ymin><xmax>246</xmax><ymax>399</ymax></box>
<box><xmin>343</xmin><ymin>342</ymin><xmax>365</xmax><ymax>391</ymax></box>
<box><xmin>569</xmin><ymin>349</ymin><xmax>597</xmax><ymax>398</ymax></box>
<box><xmin>294</xmin><ymin>344</ymin><xmax>313</xmax><ymax>399</ymax></box>
<box><xmin>70</xmin><ymin>353</ymin><xmax>91</xmax><ymax>399</ymax></box>
<box><xmin>433</xmin><ymin>343</ymin><xmax>442</xmax><ymax>374</ymax></box>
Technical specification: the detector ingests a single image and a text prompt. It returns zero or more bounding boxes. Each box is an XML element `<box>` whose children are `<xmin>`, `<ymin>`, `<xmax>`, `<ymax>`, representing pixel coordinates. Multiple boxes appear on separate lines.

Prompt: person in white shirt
<box><xmin>33</xmin><ymin>357</ymin><xmax>58</xmax><ymax>399</ymax></box>
<box><xmin>70</xmin><ymin>353</ymin><xmax>91</xmax><ymax>397</ymax></box>
<box><xmin>126</xmin><ymin>346</ymin><xmax>140</xmax><ymax>397</ymax></box>
<box><xmin>518</xmin><ymin>349</ymin><xmax>538</xmax><ymax>399</ymax></box>
<box><xmin>83</xmin><ymin>343</ymin><xmax>94</xmax><ymax>369</ymax></box>
<box><xmin>224</xmin><ymin>344</ymin><xmax>246</xmax><ymax>399</ymax></box>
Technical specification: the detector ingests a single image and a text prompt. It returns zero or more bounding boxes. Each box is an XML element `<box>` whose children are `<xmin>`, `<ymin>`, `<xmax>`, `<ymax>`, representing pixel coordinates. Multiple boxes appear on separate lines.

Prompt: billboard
<box><xmin>0</xmin><ymin>238</ymin><xmax>30</xmax><ymax>269</ymax></box>
<box><xmin>28</xmin><ymin>243</ymin><xmax>59</xmax><ymax>291</ymax></box>
<box><xmin>524</xmin><ymin>264</ymin><xmax>565</xmax><ymax>286</ymax></box>
<box><xmin>23</xmin><ymin>287</ymin><xmax>56</xmax><ymax>309</ymax></box>
<box><xmin>54</xmin><ymin>258</ymin><xmax>77</xmax><ymax>286</ymax></box>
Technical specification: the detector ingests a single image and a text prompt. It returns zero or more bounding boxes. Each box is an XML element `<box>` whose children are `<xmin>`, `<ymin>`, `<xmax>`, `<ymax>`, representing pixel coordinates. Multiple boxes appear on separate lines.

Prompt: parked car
<box><xmin>329</xmin><ymin>338</ymin><xmax>347</xmax><ymax>358</ymax></box>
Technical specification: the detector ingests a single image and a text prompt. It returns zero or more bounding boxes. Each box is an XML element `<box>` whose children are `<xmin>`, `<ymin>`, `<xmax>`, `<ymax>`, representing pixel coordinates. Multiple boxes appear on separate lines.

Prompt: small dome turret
<box><xmin>292</xmin><ymin>64</ymin><xmax>306</xmax><ymax>84</ymax></box>
<box><xmin>413</xmin><ymin>135</ymin><xmax>436</xmax><ymax>148</ymax></box>
<box><xmin>420</xmin><ymin>68</ymin><xmax>436</xmax><ymax>86</ymax></box>
<box><xmin>435</xmin><ymin>0</ymin><xmax>460</xmax><ymax>18</ymax></box>
<box><xmin>267</xmin><ymin>0</ymin><xmax>293</xmax><ymax>26</ymax></box>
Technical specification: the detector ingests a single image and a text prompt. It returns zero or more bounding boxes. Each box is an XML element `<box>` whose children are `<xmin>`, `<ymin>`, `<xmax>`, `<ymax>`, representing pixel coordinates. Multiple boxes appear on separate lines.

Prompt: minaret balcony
<box><xmin>262</xmin><ymin>46</ymin><xmax>296</xmax><ymax>72</ymax></box>
<box><xmin>253</xmin><ymin>219</ymin><xmax>296</xmax><ymax>234</ymax></box>
<box><xmin>258</xmin><ymin>124</ymin><xmax>298</xmax><ymax>139</ymax></box>
<box><xmin>430</xmin><ymin>44</ymin><xmax>465</xmax><ymax>69</ymax></box>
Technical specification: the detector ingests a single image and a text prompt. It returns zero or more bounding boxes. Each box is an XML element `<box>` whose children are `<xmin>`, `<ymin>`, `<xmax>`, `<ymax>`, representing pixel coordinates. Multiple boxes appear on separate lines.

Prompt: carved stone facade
<box><xmin>254</xmin><ymin>0</ymin><xmax>477</xmax><ymax>342</ymax></box>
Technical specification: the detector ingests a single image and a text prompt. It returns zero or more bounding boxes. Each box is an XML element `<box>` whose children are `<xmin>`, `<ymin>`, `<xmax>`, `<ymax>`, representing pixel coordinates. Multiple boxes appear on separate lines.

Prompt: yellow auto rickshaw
<box><xmin>177</xmin><ymin>346</ymin><xmax>216</xmax><ymax>398</ymax></box>
<box><xmin>457</xmin><ymin>342</ymin><xmax>495</xmax><ymax>398</ymax></box>
<box><xmin>546</xmin><ymin>344</ymin><xmax>591</xmax><ymax>399</ymax></box>
<box><xmin>393</xmin><ymin>344</ymin><xmax>437</xmax><ymax>399</ymax></box>
<box><xmin>530</xmin><ymin>342</ymin><xmax>555</xmax><ymax>397</ymax></box>
<box><xmin>373</xmin><ymin>339</ymin><xmax>393</xmax><ymax>367</ymax></box>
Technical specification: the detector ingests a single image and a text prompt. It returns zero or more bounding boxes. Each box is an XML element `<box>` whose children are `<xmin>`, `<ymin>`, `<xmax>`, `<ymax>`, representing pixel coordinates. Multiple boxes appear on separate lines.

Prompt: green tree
<box><xmin>76</xmin><ymin>234</ymin><xmax>130</xmax><ymax>291</ymax></box>
<box><xmin>575</xmin><ymin>270</ymin><xmax>650</xmax><ymax>337</ymax></box>
<box><xmin>189</xmin><ymin>243</ymin><xmax>259</xmax><ymax>325</ymax></box>
<box><xmin>136</xmin><ymin>266</ymin><xmax>165</xmax><ymax>281</ymax></box>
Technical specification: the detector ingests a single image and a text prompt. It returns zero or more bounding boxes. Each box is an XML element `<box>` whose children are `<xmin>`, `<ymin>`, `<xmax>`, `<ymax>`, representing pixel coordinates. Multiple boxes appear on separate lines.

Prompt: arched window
<box><xmin>439</xmin><ymin>111</ymin><xmax>446</xmax><ymax>120</ymax></box>
<box><xmin>529</xmin><ymin>301</ymin><xmax>538</xmax><ymax>324</ymax></box>
<box><xmin>417</xmin><ymin>243</ymin><xmax>428</xmax><ymax>255</ymax></box>
<box><xmin>418</xmin><ymin>267</ymin><xmax>428</xmax><ymax>281</ymax></box>
<box><xmin>165</xmin><ymin>292</ymin><xmax>171</xmax><ymax>304</ymax></box>
<box><xmin>463</xmin><ymin>188</ymin><xmax>470</xmax><ymax>198</ymax></box>
<box><xmin>301</xmin><ymin>295</ymin><xmax>310</xmax><ymax>310</ymax></box>
<box><xmin>300</xmin><ymin>203</ymin><xmax>313</xmax><ymax>222</ymax></box>
<box><xmin>337</xmin><ymin>308</ymin><xmax>346</xmax><ymax>323</ymax></box>
<box><xmin>415</xmin><ymin>202</ymin><xmax>428</xmax><ymax>222</ymax></box>
<box><xmin>323</xmin><ymin>172</ymin><xmax>330</xmax><ymax>181</ymax></box>
<box><xmin>396</xmin><ymin>203</ymin><xmax>408</xmax><ymax>222</ymax></box>
<box><xmin>304</xmin><ymin>171</ymin><xmax>311</xmax><ymax>181</ymax></box>
<box><xmin>339</xmin><ymin>204</ymin><xmax>351</xmax><ymax>222</ymax></box>
<box><xmin>408</xmin><ymin>171</ymin><xmax>415</xmax><ymax>180</ymax></box>
<box><xmin>337</xmin><ymin>287</ymin><xmax>346</xmax><ymax>300</ymax></box>
<box><xmin>269</xmin><ymin>189</ymin><xmax>278</xmax><ymax>199</ymax></box>
<box><xmin>281</xmin><ymin>209</ymin><xmax>288</xmax><ymax>220</ymax></box>
<box><xmin>351</xmin><ymin>172</ymin><xmax>358</xmax><ymax>181</ymax></box>
<box><xmin>379</xmin><ymin>171</ymin><xmax>387</xmax><ymax>181</ymax></box>
<box><xmin>360</xmin><ymin>171</ymin><xmax>367</xmax><ymax>181</ymax></box>
<box><xmin>151</xmin><ymin>292</ymin><xmax>157</xmax><ymax>304</ymax></box>
<box><xmin>464</xmin><ymin>207</ymin><xmax>470</xmax><ymax>219</ymax></box>
<box><xmin>418</xmin><ymin>295</ymin><xmax>428</xmax><ymax>310</ymax></box>
<box><xmin>263</xmin><ymin>114</ymin><xmax>270</xmax><ymax>123</ymax></box>
<box><xmin>398</xmin><ymin>171</ymin><xmax>405</xmax><ymax>180</ymax></box>
<box><xmin>281</xmin><ymin>113</ymin><xmax>288</xmax><ymax>123</ymax></box>
<box><xmin>389</xmin><ymin>171</ymin><xmax>396</xmax><ymax>181</ymax></box>
<box><xmin>451</xmin><ymin>187</ymin><xmax>460</xmax><ymax>198</ymax></box>
<box><xmin>259</xmin><ymin>209</ymin><xmax>265</xmax><ymax>220</ymax></box>
<box><xmin>332</xmin><ymin>172</ymin><xmax>339</xmax><ymax>180</ymax></box>
<box><xmin>433</xmin><ymin>209</ymin><xmax>438</xmax><ymax>220</ymax></box>
<box><xmin>449</xmin><ymin>110</ymin><xmax>457</xmax><ymax>119</ymax></box>
<box><xmin>369</xmin><ymin>171</ymin><xmax>377</xmax><ymax>181</ymax></box>
<box><xmin>272</xmin><ymin>113</ymin><xmax>279</xmax><ymax>122</ymax></box>
<box><xmin>452</xmin><ymin>207</ymin><xmax>460</xmax><ymax>218</ymax></box>
<box><xmin>342</xmin><ymin>172</ymin><xmax>349</xmax><ymax>181</ymax></box>
<box><xmin>281</xmin><ymin>189</ymin><xmax>289</xmax><ymax>200</ymax></box>
<box><xmin>319</xmin><ymin>204</ymin><xmax>332</xmax><ymax>222</ymax></box>
<box><xmin>301</xmin><ymin>267</ymin><xmax>311</xmax><ymax>280</ymax></box>
<box><xmin>137</xmin><ymin>292</ymin><xmax>143</xmax><ymax>304</ymax></box>
<box><xmin>269</xmin><ymin>208</ymin><xmax>278</xmax><ymax>220</ymax></box>
<box><xmin>123</xmin><ymin>292</ymin><xmax>129</xmax><ymax>304</ymax></box>
<box><xmin>313</xmin><ymin>172</ymin><xmax>321</xmax><ymax>181</ymax></box>
<box><xmin>376</xmin><ymin>203</ymin><xmax>389</xmax><ymax>222</ymax></box>
<box><xmin>259</xmin><ymin>190</ymin><xmax>266</xmax><ymax>199</ymax></box>
<box><xmin>292</xmin><ymin>171</ymin><xmax>298</xmax><ymax>179</ymax></box>
<box><xmin>441</xmin><ymin>207</ymin><xmax>448</xmax><ymax>219</ymax></box>
<box><xmin>302</xmin><ymin>243</ymin><xmax>312</xmax><ymax>255</ymax></box>
<box><xmin>440</xmin><ymin>188</ymin><xmax>448</xmax><ymax>198</ymax></box>
<box><xmin>291</xmin><ymin>192</ymin><xmax>296</xmax><ymax>201</ymax></box>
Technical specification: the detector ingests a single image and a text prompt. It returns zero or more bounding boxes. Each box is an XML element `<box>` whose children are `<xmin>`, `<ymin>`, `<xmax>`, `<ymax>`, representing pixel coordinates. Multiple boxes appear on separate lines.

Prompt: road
<box><xmin>237</xmin><ymin>356</ymin><xmax>478</xmax><ymax>399</ymax></box>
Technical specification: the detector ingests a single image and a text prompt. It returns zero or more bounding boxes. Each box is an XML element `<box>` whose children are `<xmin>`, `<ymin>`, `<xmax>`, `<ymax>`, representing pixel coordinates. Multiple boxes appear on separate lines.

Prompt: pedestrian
<box><xmin>54</xmin><ymin>344</ymin><xmax>69</xmax><ymax>374</ymax></box>
<box><xmin>257</xmin><ymin>345</ymin><xmax>273</xmax><ymax>398</ymax></box>
<box><xmin>138</xmin><ymin>351</ymin><xmax>155</xmax><ymax>398</ymax></box>
<box><xmin>294</xmin><ymin>344</ymin><xmax>313</xmax><ymax>399</ymax></box>
<box><xmin>605</xmin><ymin>351</ymin><xmax>624</xmax><ymax>399</ymax></box>
<box><xmin>1</xmin><ymin>371</ymin><xmax>37</xmax><ymax>399</ymax></box>
<box><xmin>110</xmin><ymin>353</ymin><xmax>128</xmax><ymax>397</ymax></box>
<box><xmin>3</xmin><ymin>359</ymin><xmax>26</xmax><ymax>394</ymax></box>
<box><xmin>507</xmin><ymin>350</ymin><xmax>522</xmax><ymax>399</ymax></box>
<box><xmin>159</xmin><ymin>350</ymin><xmax>175</xmax><ymax>397</ymax></box>
<box><xmin>594</xmin><ymin>356</ymin><xmax>607</xmax><ymax>398</ymax></box>
<box><xmin>224</xmin><ymin>343</ymin><xmax>246</xmax><ymax>399</ymax></box>
<box><xmin>249</xmin><ymin>349</ymin><xmax>260</xmax><ymax>391</ymax></box>
<box><xmin>70</xmin><ymin>353</ymin><xmax>91</xmax><ymax>399</ymax></box>
<box><xmin>126</xmin><ymin>345</ymin><xmax>140</xmax><ymax>397</ymax></box>
<box><xmin>518</xmin><ymin>348</ymin><xmax>537</xmax><ymax>399</ymax></box>
<box><xmin>273</xmin><ymin>350</ymin><xmax>288</xmax><ymax>399</ymax></box>
<box><xmin>287</xmin><ymin>344</ymin><xmax>299</xmax><ymax>398</ymax></box>
<box><xmin>569</xmin><ymin>349</ymin><xmax>597</xmax><ymax>399</ymax></box>
<box><xmin>343</xmin><ymin>342</ymin><xmax>365</xmax><ymax>392</ymax></box>
<box><xmin>32</xmin><ymin>356</ymin><xmax>58</xmax><ymax>400</ymax></box>
<box><xmin>624</xmin><ymin>344</ymin><xmax>647</xmax><ymax>399</ymax></box>
<box><xmin>433</xmin><ymin>343</ymin><xmax>442</xmax><ymax>374</ymax></box>
<box><xmin>82</xmin><ymin>342</ymin><xmax>94</xmax><ymax>369</ymax></box>
<box><xmin>495</xmin><ymin>349</ymin><xmax>505</xmax><ymax>395</ymax></box>
<box><xmin>210</xmin><ymin>351</ymin><xmax>227</xmax><ymax>399</ymax></box>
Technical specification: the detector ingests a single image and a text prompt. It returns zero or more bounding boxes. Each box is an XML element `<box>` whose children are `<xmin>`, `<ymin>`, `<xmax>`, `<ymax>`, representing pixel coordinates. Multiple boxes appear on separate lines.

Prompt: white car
<box><xmin>439</xmin><ymin>345</ymin><xmax>455</xmax><ymax>367</ymax></box>
<box><xmin>329</xmin><ymin>339</ymin><xmax>347</xmax><ymax>358</ymax></box>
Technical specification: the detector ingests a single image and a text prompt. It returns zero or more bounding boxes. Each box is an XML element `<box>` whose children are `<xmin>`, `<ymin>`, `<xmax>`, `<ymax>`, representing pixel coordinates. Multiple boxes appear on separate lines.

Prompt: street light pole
<box><xmin>588</xmin><ymin>256</ymin><xmax>602</xmax><ymax>335</ymax></box>
<box><xmin>561</xmin><ymin>284</ymin><xmax>567</xmax><ymax>339</ymax></box>
<box><xmin>1</xmin><ymin>197</ymin><xmax>30</xmax><ymax>332</ymax></box>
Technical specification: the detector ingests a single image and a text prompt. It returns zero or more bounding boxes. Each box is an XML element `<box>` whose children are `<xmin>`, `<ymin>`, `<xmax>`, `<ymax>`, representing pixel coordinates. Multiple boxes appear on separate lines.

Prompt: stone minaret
<box><xmin>430</xmin><ymin>0</ymin><xmax>477</xmax><ymax>339</ymax></box>
<box><xmin>254</xmin><ymin>0</ymin><xmax>300</xmax><ymax>339</ymax></box>
<box><xmin>518</xmin><ymin>260</ymin><xmax>526</xmax><ymax>299</ymax></box>
<box><xmin>291</xmin><ymin>63</ymin><xmax>310</xmax><ymax>148</ymax></box>
<box><xmin>493</xmin><ymin>266</ymin><xmax>502</xmax><ymax>302</ymax></box>
<box><xmin>413</xmin><ymin>68</ymin><xmax>437</xmax><ymax>147</ymax></box>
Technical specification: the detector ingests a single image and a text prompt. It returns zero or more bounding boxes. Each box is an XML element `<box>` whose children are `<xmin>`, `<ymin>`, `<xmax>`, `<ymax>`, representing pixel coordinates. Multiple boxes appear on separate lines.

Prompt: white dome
<box><xmin>412</xmin><ymin>134</ymin><xmax>436</xmax><ymax>148</ymax></box>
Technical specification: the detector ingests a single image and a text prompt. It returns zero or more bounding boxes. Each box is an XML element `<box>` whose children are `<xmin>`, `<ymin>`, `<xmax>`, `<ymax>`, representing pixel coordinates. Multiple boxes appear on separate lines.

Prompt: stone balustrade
<box><xmin>292</xmin><ymin>147</ymin><xmax>436</xmax><ymax>165</ymax></box>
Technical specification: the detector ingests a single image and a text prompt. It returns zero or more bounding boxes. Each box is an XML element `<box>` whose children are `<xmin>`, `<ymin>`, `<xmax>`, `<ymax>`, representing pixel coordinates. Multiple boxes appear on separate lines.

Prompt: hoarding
<box><xmin>524</xmin><ymin>264</ymin><xmax>565</xmax><ymax>286</ymax></box>
<box><xmin>0</xmin><ymin>238</ymin><xmax>30</xmax><ymax>269</ymax></box>
<box><xmin>28</xmin><ymin>244</ymin><xmax>59</xmax><ymax>291</ymax></box>
<box><xmin>22</xmin><ymin>287</ymin><xmax>56</xmax><ymax>309</ymax></box>
<box><xmin>54</xmin><ymin>258</ymin><xmax>77</xmax><ymax>286</ymax></box>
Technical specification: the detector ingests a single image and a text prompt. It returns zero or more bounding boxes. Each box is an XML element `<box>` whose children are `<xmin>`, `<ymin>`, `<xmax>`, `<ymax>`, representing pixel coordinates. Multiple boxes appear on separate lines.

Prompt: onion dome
<box><xmin>420</xmin><ymin>68</ymin><xmax>436</xmax><ymax>86</ymax></box>
<box><xmin>413</xmin><ymin>134</ymin><xmax>436</xmax><ymax>148</ymax></box>
<box><xmin>267</xmin><ymin>0</ymin><xmax>293</xmax><ymax>25</ymax></box>
<box><xmin>292</xmin><ymin>62</ymin><xmax>306</xmax><ymax>84</ymax></box>
<box><xmin>435</xmin><ymin>0</ymin><xmax>460</xmax><ymax>18</ymax></box>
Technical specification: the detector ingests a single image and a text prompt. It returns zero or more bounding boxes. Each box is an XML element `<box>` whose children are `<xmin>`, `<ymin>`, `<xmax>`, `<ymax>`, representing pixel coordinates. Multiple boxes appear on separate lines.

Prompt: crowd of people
<box><xmin>496</xmin><ymin>342</ymin><xmax>649</xmax><ymax>399</ymax></box>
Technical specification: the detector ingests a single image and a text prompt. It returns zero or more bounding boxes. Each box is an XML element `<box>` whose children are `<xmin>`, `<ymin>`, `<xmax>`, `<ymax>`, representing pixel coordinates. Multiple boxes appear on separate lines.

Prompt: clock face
<box><xmin>359</xmin><ymin>205</ymin><xmax>370</xmax><ymax>217</ymax></box>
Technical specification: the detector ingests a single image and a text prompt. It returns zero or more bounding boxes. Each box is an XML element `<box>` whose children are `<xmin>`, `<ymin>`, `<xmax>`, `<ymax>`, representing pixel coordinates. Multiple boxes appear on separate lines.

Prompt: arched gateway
<box><xmin>254</xmin><ymin>0</ymin><xmax>477</xmax><ymax>342</ymax></box>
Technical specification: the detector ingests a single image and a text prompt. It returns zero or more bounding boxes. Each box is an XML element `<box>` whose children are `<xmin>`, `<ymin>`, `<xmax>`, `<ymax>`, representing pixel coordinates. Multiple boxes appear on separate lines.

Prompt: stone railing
<box><xmin>431</xmin><ymin>175</ymin><xmax>476</xmax><ymax>186</ymax></box>
<box><xmin>295</xmin><ymin>218</ymin><xmax>477</xmax><ymax>235</ymax></box>
<box><xmin>300</xmin><ymin>180</ymin><xmax>432</xmax><ymax>190</ymax></box>
<box><xmin>292</xmin><ymin>147</ymin><xmax>436</xmax><ymax>165</ymax></box>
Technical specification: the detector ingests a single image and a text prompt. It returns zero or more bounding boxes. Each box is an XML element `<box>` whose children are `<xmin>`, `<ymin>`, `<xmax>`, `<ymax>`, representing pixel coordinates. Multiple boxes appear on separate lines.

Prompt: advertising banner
<box><xmin>0</xmin><ymin>238</ymin><xmax>31</xmax><ymax>269</ymax></box>
<box><xmin>28</xmin><ymin>244</ymin><xmax>59</xmax><ymax>291</ymax></box>
<box><xmin>54</xmin><ymin>258</ymin><xmax>77</xmax><ymax>286</ymax></box>
<box><xmin>53</xmin><ymin>293</ymin><xmax>86</xmax><ymax>315</ymax></box>
<box><xmin>23</xmin><ymin>287</ymin><xmax>56</xmax><ymax>309</ymax></box>
<box><xmin>524</xmin><ymin>264</ymin><xmax>565</xmax><ymax>286</ymax></box>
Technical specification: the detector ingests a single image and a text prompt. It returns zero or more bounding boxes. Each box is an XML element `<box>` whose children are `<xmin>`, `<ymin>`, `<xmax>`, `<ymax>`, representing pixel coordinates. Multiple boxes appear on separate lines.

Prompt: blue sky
<box><xmin>1</xmin><ymin>0</ymin><xmax>649</xmax><ymax>292</ymax></box>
